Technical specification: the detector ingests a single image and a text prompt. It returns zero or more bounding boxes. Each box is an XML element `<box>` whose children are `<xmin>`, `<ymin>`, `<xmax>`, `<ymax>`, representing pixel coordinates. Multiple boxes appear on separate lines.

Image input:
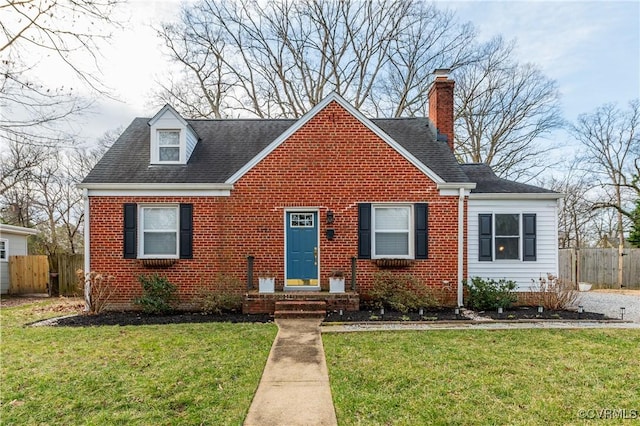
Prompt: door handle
<box><xmin>313</xmin><ymin>247</ymin><xmax>318</xmax><ymax>265</ymax></box>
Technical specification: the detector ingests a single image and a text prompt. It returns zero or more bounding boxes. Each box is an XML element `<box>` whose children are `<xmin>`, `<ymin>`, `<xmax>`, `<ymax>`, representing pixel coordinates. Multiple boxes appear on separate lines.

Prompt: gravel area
<box><xmin>574</xmin><ymin>292</ymin><xmax>640</xmax><ymax>323</ymax></box>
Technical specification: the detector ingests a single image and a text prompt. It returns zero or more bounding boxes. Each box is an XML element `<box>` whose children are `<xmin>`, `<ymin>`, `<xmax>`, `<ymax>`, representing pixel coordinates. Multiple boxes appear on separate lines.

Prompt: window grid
<box><xmin>157</xmin><ymin>130</ymin><xmax>180</xmax><ymax>162</ymax></box>
<box><xmin>290</xmin><ymin>213</ymin><xmax>314</xmax><ymax>228</ymax></box>
<box><xmin>495</xmin><ymin>214</ymin><xmax>520</xmax><ymax>260</ymax></box>
<box><xmin>372</xmin><ymin>205</ymin><xmax>412</xmax><ymax>259</ymax></box>
<box><xmin>139</xmin><ymin>206</ymin><xmax>179</xmax><ymax>258</ymax></box>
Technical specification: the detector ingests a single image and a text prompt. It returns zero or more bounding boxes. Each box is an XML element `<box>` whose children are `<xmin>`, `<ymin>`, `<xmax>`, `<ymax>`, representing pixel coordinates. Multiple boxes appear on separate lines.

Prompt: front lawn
<box><xmin>0</xmin><ymin>300</ymin><xmax>277</xmax><ymax>425</ymax></box>
<box><xmin>324</xmin><ymin>329</ymin><xmax>640</xmax><ymax>425</ymax></box>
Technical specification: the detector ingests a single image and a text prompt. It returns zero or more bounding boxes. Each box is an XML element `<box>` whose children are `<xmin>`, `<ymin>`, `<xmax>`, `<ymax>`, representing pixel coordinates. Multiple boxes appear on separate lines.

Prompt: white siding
<box><xmin>467</xmin><ymin>198</ymin><xmax>559</xmax><ymax>291</ymax></box>
<box><xmin>0</xmin><ymin>232</ymin><xmax>30</xmax><ymax>294</ymax></box>
<box><xmin>185</xmin><ymin>127</ymin><xmax>198</xmax><ymax>161</ymax></box>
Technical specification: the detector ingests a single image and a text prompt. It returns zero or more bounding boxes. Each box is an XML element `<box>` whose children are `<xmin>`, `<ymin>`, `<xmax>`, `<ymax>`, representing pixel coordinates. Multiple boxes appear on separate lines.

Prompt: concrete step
<box><xmin>274</xmin><ymin>310</ymin><xmax>327</xmax><ymax>319</ymax></box>
<box><xmin>274</xmin><ymin>300</ymin><xmax>327</xmax><ymax>319</ymax></box>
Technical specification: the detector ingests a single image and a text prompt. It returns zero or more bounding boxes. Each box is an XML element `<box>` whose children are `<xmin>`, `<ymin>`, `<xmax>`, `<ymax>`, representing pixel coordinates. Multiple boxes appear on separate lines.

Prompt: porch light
<box><xmin>326</xmin><ymin>210</ymin><xmax>334</xmax><ymax>224</ymax></box>
<box><xmin>620</xmin><ymin>307</ymin><xmax>625</xmax><ymax>320</ymax></box>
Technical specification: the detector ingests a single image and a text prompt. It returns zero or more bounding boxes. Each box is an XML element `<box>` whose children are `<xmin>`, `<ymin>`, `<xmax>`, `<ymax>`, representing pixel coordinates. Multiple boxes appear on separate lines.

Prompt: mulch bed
<box><xmin>51</xmin><ymin>311</ymin><xmax>273</xmax><ymax>327</ymax></box>
<box><xmin>480</xmin><ymin>306</ymin><xmax>609</xmax><ymax>321</ymax></box>
<box><xmin>325</xmin><ymin>307</ymin><xmax>465</xmax><ymax>322</ymax></box>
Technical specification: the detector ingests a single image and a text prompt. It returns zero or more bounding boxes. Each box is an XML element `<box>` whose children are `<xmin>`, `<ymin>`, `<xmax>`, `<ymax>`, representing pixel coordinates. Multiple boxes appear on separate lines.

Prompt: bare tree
<box><xmin>572</xmin><ymin>99</ymin><xmax>640</xmax><ymax>286</ymax></box>
<box><xmin>453</xmin><ymin>36</ymin><xmax>563</xmax><ymax>180</ymax></box>
<box><xmin>1</xmin><ymin>0</ymin><xmax>122</xmax><ymax>144</ymax></box>
<box><xmin>155</xmin><ymin>0</ymin><xmax>478</xmax><ymax>118</ymax></box>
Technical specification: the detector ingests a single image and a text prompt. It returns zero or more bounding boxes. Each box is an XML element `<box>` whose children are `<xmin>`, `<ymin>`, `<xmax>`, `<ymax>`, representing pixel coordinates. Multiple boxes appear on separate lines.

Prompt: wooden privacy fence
<box><xmin>49</xmin><ymin>253</ymin><xmax>84</xmax><ymax>296</ymax></box>
<box><xmin>559</xmin><ymin>248</ymin><xmax>640</xmax><ymax>289</ymax></box>
<box><xmin>9</xmin><ymin>255</ymin><xmax>49</xmax><ymax>294</ymax></box>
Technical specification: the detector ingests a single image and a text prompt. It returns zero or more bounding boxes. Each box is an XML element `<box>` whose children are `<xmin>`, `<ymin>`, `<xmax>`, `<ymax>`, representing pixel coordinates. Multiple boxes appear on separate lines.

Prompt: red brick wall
<box><xmin>89</xmin><ymin>101</ymin><xmax>465</xmax><ymax>309</ymax></box>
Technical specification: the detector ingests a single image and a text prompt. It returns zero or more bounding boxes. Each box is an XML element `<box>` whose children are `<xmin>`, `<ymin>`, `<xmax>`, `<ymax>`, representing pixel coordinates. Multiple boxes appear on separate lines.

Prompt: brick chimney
<box><xmin>428</xmin><ymin>69</ymin><xmax>455</xmax><ymax>151</ymax></box>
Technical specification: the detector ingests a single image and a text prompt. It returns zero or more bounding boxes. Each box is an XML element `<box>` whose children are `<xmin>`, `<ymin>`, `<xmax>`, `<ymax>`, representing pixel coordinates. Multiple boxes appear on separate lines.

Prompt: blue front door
<box><xmin>286</xmin><ymin>212</ymin><xmax>318</xmax><ymax>287</ymax></box>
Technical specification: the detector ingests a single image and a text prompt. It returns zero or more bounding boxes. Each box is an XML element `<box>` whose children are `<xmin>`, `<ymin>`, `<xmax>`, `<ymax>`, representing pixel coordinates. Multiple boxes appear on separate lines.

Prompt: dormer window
<box><xmin>158</xmin><ymin>130</ymin><xmax>181</xmax><ymax>162</ymax></box>
<box><xmin>148</xmin><ymin>104</ymin><xmax>199</xmax><ymax>165</ymax></box>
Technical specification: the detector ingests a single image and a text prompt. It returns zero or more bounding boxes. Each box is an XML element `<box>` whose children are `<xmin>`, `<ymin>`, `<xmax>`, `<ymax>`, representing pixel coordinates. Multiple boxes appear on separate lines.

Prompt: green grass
<box><xmin>1</xmin><ymin>300</ymin><xmax>277</xmax><ymax>425</ymax></box>
<box><xmin>324</xmin><ymin>329</ymin><xmax>640</xmax><ymax>425</ymax></box>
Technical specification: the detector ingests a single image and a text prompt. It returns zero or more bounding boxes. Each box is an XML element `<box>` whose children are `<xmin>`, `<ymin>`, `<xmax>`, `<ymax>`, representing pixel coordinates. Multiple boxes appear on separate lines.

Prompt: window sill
<box><xmin>139</xmin><ymin>258</ymin><xmax>177</xmax><ymax>268</ymax></box>
<box><xmin>373</xmin><ymin>258</ymin><xmax>415</xmax><ymax>268</ymax></box>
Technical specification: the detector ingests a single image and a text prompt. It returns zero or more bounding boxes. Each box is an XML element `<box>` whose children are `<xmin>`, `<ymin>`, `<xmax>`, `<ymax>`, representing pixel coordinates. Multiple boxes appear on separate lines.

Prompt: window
<box><xmin>495</xmin><ymin>214</ymin><xmax>519</xmax><ymax>260</ymax></box>
<box><xmin>372</xmin><ymin>206</ymin><xmax>412</xmax><ymax>258</ymax></box>
<box><xmin>157</xmin><ymin>130</ymin><xmax>180</xmax><ymax>162</ymax></box>
<box><xmin>124</xmin><ymin>203</ymin><xmax>193</xmax><ymax>260</ymax></box>
<box><xmin>290</xmin><ymin>213</ymin><xmax>314</xmax><ymax>228</ymax></box>
<box><xmin>0</xmin><ymin>239</ymin><xmax>7</xmax><ymax>261</ymax></box>
<box><xmin>479</xmin><ymin>213</ymin><xmax>536</xmax><ymax>262</ymax></box>
<box><xmin>139</xmin><ymin>206</ymin><xmax>179</xmax><ymax>258</ymax></box>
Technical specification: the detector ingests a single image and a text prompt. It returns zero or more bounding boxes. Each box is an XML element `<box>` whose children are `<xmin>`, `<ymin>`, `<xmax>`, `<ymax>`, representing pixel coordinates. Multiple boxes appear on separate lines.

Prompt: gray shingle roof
<box><xmin>82</xmin><ymin>116</ymin><xmax>469</xmax><ymax>184</ymax></box>
<box><xmin>460</xmin><ymin>163</ymin><xmax>559</xmax><ymax>194</ymax></box>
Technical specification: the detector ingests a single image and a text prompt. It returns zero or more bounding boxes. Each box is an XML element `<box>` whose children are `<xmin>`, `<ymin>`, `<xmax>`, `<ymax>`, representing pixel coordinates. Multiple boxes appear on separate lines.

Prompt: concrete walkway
<box><xmin>244</xmin><ymin>319</ymin><xmax>338</xmax><ymax>426</ymax></box>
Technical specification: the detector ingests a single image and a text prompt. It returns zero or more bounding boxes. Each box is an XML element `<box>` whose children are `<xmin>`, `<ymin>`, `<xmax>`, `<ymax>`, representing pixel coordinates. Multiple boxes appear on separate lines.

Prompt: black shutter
<box><xmin>478</xmin><ymin>214</ymin><xmax>492</xmax><ymax>261</ymax></box>
<box><xmin>123</xmin><ymin>203</ymin><xmax>137</xmax><ymax>259</ymax></box>
<box><xmin>415</xmin><ymin>203</ymin><xmax>428</xmax><ymax>259</ymax></box>
<box><xmin>523</xmin><ymin>213</ymin><xmax>536</xmax><ymax>261</ymax></box>
<box><xmin>358</xmin><ymin>203</ymin><xmax>371</xmax><ymax>259</ymax></box>
<box><xmin>180</xmin><ymin>203</ymin><xmax>193</xmax><ymax>259</ymax></box>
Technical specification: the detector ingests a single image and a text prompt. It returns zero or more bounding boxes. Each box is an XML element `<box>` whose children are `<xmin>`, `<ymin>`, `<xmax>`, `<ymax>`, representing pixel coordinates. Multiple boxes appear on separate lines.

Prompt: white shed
<box><xmin>0</xmin><ymin>224</ymin><xmax>39</xmax><ymax>294</ymax></box>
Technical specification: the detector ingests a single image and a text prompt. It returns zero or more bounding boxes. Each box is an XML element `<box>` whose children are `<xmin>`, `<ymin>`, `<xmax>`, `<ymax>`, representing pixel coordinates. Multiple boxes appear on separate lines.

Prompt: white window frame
<box><xmin>138</xmin><ymin>205</ymin><xmax>180</xmax><ymax>259</ymax></box>
<box><xmin>371</xmin><ymin>204</ymin><xmax>414</xmax><ymax>259</ymax></box>
<box><xmin>155</xmin><ymin>129</ymin><xmax>182</xmax><ymax>164</ymax></box>
<box><xmin>493</xmin><ymin>213</ymin><xmax>521</xmax><ymax>261</ymax></box>
<box><xmin>0</xmin><ymin>239</ymin><xmax>7</xmax><ymax>261</ymax></box>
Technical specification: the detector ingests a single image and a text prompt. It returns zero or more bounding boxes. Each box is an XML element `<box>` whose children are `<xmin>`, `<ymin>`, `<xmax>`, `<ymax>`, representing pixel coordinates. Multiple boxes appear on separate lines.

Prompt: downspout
<box><xmin>83</xmin><ymin>188</ymin><xmax>91</xmax><ymax>311</ymax></box>
<box><xmin>457</xmin><ymin>187</ymin><xmax>465</xmax><ymax>307</ymax></box>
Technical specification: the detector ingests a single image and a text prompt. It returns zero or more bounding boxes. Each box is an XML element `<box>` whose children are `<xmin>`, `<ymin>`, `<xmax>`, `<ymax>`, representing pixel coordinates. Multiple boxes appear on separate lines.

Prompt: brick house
<box><xmin>80</xmin><ymin>70</ymin><xmax>562</xmax><ymax>313</ymax></box>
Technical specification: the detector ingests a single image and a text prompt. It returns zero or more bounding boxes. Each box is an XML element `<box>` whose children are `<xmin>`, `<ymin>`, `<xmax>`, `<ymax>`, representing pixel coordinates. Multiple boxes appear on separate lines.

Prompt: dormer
<box><xmin>148</xmin><ymin>105</ymin><xmax>199</xmax><ymax>165</ymax></box>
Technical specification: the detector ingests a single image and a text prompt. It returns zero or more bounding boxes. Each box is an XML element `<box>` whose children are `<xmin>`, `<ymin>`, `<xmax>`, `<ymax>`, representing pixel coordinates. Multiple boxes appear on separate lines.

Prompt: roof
<box><xmin>0</xmin><ymin>224</ymin><xmax>39</xmax><ymax>236</ymax></box>
<box><xmin>82</xmin><ymin>113</ymin><xmax>469</xmax><ymax>185</ymax></box>
<box><xmin>460</xmin><ymin>163</ymin><xmax>560</xmax><ymax>195</ymax></box>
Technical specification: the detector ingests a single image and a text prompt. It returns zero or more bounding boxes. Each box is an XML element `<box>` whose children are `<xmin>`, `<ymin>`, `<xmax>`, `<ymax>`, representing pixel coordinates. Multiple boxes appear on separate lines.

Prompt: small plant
<box><xmin>330</xmin><ymin>269</ymin><xmax>345</xmax><ymax>278</ymax></box>
<box><xmin>529</xmin><ymin>274</ymin><xmax>578</xmax><ymax>310</ymax></box>
<box><xmin>400</xmin><ymin>315</ymin><xmax>410</xmax><ymax>321</ymax></box>
<box><xmin>75</xmin><ymin>269</ymin><xmax>115</xmax><ymax>314</ymax></box>
<box><xmin>368</xmin><ymin>271</ymin><xmax>438</xmax><ymax>313</ymax></box>
<box><xmin>201</xmin><ymin>292</ymin><xmax>243</xmax><ymax>314</ymax></box>
<box><xmin>369</xmin><ymin>314</ymin><xmax>380</xmax><ymax>321</ymax></box>
<box><xmin>134</xmin><ymin>274</ymin><xmax>178</xmax><ymax>314</ymax></box>
<box><xmin>465</xmin><ymin>277</ymin><xmax>517</xmax><ymax>311</ymax></box>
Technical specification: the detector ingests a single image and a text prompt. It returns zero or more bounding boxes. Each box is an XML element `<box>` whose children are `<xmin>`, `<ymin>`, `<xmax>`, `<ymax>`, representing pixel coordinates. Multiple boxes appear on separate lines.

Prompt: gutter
<box><xmin>83</xmin><ymin>188</ymin><xmax>91</xmax><ymax>312</ymax></box>
<box><xmin>457</xmin><ymin>187</ymin><xmax>465</xmax><ymax>307</ymax></box>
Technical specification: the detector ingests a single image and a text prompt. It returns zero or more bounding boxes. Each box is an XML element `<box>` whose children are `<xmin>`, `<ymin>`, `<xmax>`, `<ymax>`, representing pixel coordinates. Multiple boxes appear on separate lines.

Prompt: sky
<box><xmin>39</xmin><ymin>0</ymin><xmax>640</xmax><ymax>151</ymax></box>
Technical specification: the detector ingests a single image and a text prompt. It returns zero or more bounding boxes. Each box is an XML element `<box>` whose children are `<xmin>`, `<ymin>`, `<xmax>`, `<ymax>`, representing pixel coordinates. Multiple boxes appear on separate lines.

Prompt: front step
<box><xmin>274</xmin><ymin>300</ymin><xmax>327</xmax><ymax>319</ymax></box>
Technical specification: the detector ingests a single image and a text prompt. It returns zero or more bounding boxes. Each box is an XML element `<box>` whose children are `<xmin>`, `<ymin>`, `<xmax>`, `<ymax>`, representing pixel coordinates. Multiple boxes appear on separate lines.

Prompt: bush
<box><xmin>529</xmin><ymin>274</ymin><xmax>578</xmax><ymax>310</ymax></box>
<box><xmin>201</xmin><ymin>292</ymin><xmax>243</xmax><ymax>314</ymax></box>
<box><xmin>134</xmin><ymin>274</ymin><xmax>178</xmax><ymax>314</ymax></box>
<box><xmin>465</xmin><ymin>277</ymin><xmax>517</xmax><ymax>310</ymax></box>
<box><xmin>75</xmin><ymin>269</ymin><xmax>115</xmax><ymax>314</ymax></box>
<box><xmin>367</xmin><ymin>272</ymin><xmax>437</xmax><ymax>313</ymax></box>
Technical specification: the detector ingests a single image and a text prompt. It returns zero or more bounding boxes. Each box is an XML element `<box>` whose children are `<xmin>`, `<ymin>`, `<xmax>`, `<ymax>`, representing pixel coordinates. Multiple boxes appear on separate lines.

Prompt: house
<box><xmin>79</xmin><ymin>70</ymin><xmax>562</xmax><ymax>313</ymax></box>
<box><xmin>0</xmin><ymin>223</ymin><xmax>39</xmax><ymax>294</ymax></box>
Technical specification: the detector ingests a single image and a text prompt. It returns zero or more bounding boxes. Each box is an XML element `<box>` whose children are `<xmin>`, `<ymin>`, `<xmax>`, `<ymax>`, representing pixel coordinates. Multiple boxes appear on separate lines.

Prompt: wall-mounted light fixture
<box><xmin>326</xmin><ymin>210</ymin><xmax>334</xmax><ymax>224</ymax></box>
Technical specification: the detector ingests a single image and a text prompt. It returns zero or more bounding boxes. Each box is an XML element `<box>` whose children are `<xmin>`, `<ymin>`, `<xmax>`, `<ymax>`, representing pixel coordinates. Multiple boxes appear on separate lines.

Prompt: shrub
<box><xmin>529</xmin><ymin>274</ymin><xmax>578</xmax><ymax>310</ymax></box>
<box><xmin>134</xmin><ymin>274</ymin><xmax>178</xmax><ymax>314</ymax></box>
<box><xmin>465</xmin><ymin>277</ymin><xmax>517</xmax><ymax>310</ymax></box>
<box><xmin>75</xmin><ymin>269</ymin><xmax>115</xmax><ymax>314</ymax></box>
<box><xmin>200</xmin><ymin>292</ymin><xmax>243</xmax><ymax>314</ymax></box>
<box><xmin>367</xmin><ymin>271</ymin><xmax>437</xmax><ymax>313</ymax></box>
